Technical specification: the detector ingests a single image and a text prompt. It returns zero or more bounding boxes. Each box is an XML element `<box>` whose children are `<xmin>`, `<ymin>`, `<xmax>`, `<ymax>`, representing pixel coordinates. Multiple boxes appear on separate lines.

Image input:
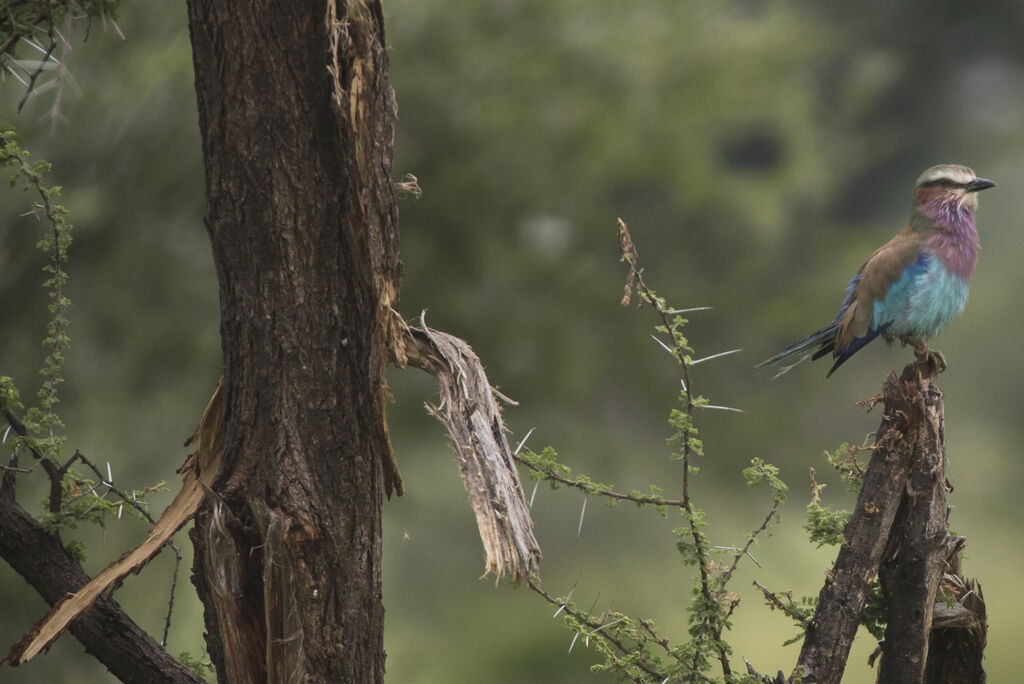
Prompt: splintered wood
<box><xmin>399</xmin><ymin>314</ymin><xmax>542</xmax><ymax>585</ymax></box>
<box><xmin>6</xmin><ymin>378</ymin><xmax>224</xmax><ymax>666</ymax></box>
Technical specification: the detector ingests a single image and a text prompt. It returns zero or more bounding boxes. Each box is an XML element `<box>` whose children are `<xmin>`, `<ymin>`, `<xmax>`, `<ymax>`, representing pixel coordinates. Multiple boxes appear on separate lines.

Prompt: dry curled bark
<box><xmin>398</xmin><ymin>314</ymin><xmax>542</xmax><ymax>584</ymax></box>
<box><xmin>794</xmin><ymin>362</ymin><xmax>985</xmax><ymax>684</ymax></box>
<box><xmin>925</xmin><ymin>551</ymin><xmax>986</xmax><ymax>684</ymax></box>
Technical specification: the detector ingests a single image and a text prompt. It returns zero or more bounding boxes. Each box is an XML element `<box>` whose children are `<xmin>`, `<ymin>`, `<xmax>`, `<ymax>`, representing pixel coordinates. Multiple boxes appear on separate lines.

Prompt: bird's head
<box><xmin>913</xmin><ymin>164</ymin><xmax>995</xmax><ymax>213</ymax></box>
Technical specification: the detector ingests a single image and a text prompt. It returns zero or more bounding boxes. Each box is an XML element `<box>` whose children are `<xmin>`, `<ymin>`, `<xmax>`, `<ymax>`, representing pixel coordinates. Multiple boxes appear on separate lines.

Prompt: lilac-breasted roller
<box><xmin>759</xmin><ymin>164</ymin><xmax>995</xmax><ymax>377</ymax></box>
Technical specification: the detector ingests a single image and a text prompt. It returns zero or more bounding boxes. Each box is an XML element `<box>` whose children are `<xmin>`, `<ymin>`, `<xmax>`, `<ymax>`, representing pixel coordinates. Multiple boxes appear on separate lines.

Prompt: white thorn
<box><xmin>650</xmin><ymin>334</ymin><xmax>676</xmax><ymax>356</ymax></box>
<box><xmin>553</xmin><ymin>579</ymin><xmax>579</xmax><ymax>618</ymax></box>
<box><xmin>577</xmin><ymin>496</ymin><xmax>587</xmax><ymax>539</ymax></box>
<box><xmin>5</xmin><ymin>65</ymin><xmax>29</xmax><ymax>87</ymax></box>
<box><xmin>699</xmin><ymin>404</ymin><xmax>746</xmax><ymax>413</ymax></box>
<box><xmin>529</xmin><ymin>479</ymin><xmax>540</xmax><ymax>509</ymax></box>
<box><xmin>568</xmin><ymin>632</ymin><xmax>580</xmax><ymax>654</ymax></box>
<box><xmin>588</xmin><ymin>617</ymin><xmax>627</xmax><ymax>644</ymax></box>
<box><xmin>514</xmin><ymin>427</ymin><xmax>536</xmax><ymax>456</ymax></box>
<box><xmin>689</xmin><ymin>348</ymin><xmax>743</xmax><ymax>366</ymax></box>
<box><xmin>666</xmin><ymin>306</ymin><xmax>712</xmax><ymax>314</ymax></box>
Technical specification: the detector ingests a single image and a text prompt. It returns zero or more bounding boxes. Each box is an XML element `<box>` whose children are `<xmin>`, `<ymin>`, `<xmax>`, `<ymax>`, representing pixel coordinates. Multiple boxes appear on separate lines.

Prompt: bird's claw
<box><xmin>903</xmin><ymin>336</ymin><xmax>946</xmax><ymax>375</ymax></box>
<box><xmin>923</xmin><ymin>349</ymin><xmax>947</xmax><ymax>373</ymax></box>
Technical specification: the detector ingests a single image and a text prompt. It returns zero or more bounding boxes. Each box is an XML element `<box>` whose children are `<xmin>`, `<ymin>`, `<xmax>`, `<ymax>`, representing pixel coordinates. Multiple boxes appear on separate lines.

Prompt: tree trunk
<box><xmin>185</xmin><ymin>1</ymin><xmax>401</xmax><ymax>682</ymax></box>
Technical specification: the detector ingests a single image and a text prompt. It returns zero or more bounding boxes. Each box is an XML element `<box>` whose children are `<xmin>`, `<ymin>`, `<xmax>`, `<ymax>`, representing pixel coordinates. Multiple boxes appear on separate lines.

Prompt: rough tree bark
<box><xmin>793</xmin><ymin>363</ymin><xmax>985</xmax><ymax>684</ymax></box>
<box><xmin>186</xmin><ymin>1</ymin><xmax>402</xmax><ymax>681</ymax></box>
<box><xmin>876</xmin><ymin>377</ymin><xmax>948</xmax><ymax>684</ymax></box>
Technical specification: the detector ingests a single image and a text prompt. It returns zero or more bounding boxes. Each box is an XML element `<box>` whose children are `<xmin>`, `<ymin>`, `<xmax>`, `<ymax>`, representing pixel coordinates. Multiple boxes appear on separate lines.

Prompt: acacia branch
<box><xmin>716</xmin><ymin>498</ymin><xmax>782</xmax><ymax>599</ymax></box>
<box><xmin>527</xmin><ymin>577</ymin><xmax>668</xmax><ymax>682</ymax></box>
<box><xmin>515</xmin><ymin>456</ymin><xmax>690</xmax><ymax>509</ymax></box>
<box><xmin>0</xmin><ymin>484</ymin><xmax>203</xmax><ymax>682</ymax></box>
<box><xmin>618</xmin><ymin>218</ymin><xmax>731</xmax><ymax>677</ymax></box>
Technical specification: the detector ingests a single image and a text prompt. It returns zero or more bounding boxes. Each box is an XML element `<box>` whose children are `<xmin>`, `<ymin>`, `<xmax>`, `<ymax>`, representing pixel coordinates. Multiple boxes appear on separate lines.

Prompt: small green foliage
<box><xmin>824</xmin><ymin>442</ymin><xmax>869</xmax><ymax>493</ymax></box>
<box><xmin>0</xmin><ymin>376</ymin><xmax>23</xmax><ymax>413</ymax></box>
<box><xmin>178</xmin><ymin>650</ymin><xmax>216</xmax><ymax>679</ymax></box>
<box><xmin>1</xmin><ymin>128</ymin><xmax>73</xmax><ymax>461</ymax></box>
<box><xmin>804</xmin><ymin>483</ymin><xmax>850</xmax><ymax>548</ymax></box>
<box><xmin>40</xmin><ymin>470</ymin><xmax>108</xmax><ymax>534</ymax></box>
<box><xmin>754</xmin><ymin>586</ymin><xmax>815</xmax><ymax>646</ymax></box>
<box><xmin>520</xmin><ymin>446</ymin><xmax>571</xmax><ymax>488</ymax></box>
<box><xmin>743</xmin><ymin>458</ymin><xmax>789</xmax><ymax>505</ymax></box>
<box><xmin>859</xmin><ymin>581</ymin><xmax>887</xmax><ymax>641</ymax></box>
<box><xmin>38</xmin><ymin>469</ymin><xmax>167</xmax><ymax>559</ymax></box>
<box><xmin>63</xmin><ymin>539</ymin><xmax>88</xmax><ymax>563</ymax></box>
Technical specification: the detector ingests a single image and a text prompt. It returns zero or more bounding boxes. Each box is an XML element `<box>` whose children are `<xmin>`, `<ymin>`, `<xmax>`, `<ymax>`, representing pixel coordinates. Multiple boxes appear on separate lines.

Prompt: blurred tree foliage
<box><xmin>1</xmin><ymin>1</ymin><xmax>1022</xmax><ymax>682</ymax></box>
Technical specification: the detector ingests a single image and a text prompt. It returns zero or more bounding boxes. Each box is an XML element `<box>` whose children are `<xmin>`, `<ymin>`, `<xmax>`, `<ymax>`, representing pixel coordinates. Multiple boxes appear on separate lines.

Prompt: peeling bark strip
<box><xmin>5</xmin><ymin>379</ymin><xmax>223</xmax><ymax>667</ymax></box>
<box><xmin>0</xmin><ymin>478</ymin><xmax>206</xmax><ymax>682</ymax></box>
<box><xmin>794</xmin><ymin>363</ymin><xmax>986</xmax><ymax>684</ymax></box>
<box><xmin>397</xmin><ymin>313</ymin><xmax>542</xmax><ymax>584</ymax></box>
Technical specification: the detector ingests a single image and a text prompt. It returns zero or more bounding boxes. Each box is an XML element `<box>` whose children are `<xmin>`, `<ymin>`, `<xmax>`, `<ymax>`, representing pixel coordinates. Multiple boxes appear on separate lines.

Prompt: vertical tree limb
<box><xmin>877</xmin><ymin>377</ymin><xmax>947</xmax><ymax>683</ymax></box>
<box><xmin>794</xmin><ymin>367</ymin><xmax>922</xmax><ymax>683</ymax></box>
<box><xmin>792</xmin><ymin>361</ymin><xmax>982</xmax><ymax>684</ymax></box>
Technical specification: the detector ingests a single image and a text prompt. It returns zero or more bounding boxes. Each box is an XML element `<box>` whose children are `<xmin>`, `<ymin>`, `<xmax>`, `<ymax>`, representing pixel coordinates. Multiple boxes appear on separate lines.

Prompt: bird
<box><xmin>759</xmin><ymin>164</ymin><xmax>995</xmax><ymax>377</ymax></box>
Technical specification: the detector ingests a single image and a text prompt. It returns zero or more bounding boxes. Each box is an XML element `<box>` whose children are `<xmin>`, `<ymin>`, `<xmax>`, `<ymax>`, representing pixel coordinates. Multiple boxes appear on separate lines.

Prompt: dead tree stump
<box><xmin>793</xmin><ymin>362</ymin><xmax>986</xmax><ymax>683</ymax></box>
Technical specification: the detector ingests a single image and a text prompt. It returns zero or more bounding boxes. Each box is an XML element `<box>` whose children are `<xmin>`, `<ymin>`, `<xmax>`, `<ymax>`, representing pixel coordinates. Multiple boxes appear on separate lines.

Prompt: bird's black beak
<box><xmin>966</xmin><ymin>177</ymin><xmax>996</xmax><ymax>193</ymax></box>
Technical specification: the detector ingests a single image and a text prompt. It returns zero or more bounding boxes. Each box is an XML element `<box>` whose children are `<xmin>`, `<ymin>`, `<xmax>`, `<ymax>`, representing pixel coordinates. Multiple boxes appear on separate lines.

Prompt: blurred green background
<box><xmin>2</xmin><ymin>1</ymin><xmax>1022</xmax><ymax>682</ymax></box>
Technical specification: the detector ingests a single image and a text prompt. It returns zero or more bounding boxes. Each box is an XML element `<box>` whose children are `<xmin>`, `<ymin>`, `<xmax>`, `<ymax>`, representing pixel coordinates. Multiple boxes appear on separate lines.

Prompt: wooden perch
<box><xmin>6</xmin><ymin>379</ymin><xmax>224</xmax><ymax>666</ymax></box>
<box><xmin>794</xmin><ymin>362</ymin><xmax>986</xmax><ymax>683</ymax></box>
<box><xmin>394</xmin><ymin>312</ymin><xmax>542</xmax><ymax>585</ymax></box>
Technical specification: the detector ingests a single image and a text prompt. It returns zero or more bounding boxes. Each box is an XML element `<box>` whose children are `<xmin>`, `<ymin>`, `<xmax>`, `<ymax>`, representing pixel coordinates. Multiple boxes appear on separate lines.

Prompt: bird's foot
<box><xmin>903</xmin><ymin>336</ymin><xmax>946</xmax><ymax>375</ymax></box>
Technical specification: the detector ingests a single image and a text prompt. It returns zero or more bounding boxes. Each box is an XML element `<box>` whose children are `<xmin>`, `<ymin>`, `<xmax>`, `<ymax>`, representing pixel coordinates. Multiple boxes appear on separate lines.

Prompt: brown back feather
<box><xmin>833</xmin><ymin>226</ymin><xmax>923</xmax><ymax>352</ymax></box>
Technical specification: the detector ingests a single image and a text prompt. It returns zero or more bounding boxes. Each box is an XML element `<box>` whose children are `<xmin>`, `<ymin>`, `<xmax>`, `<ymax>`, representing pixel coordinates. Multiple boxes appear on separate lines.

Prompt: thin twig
<box><xmin>618</xmin><ymin>218</ymin><xmax>732</xmax><ymax>677</ymax></box>
<box><xmin>68</xmin><ymin>449</ymin><xmax>185</xmax><ymax>642</ymax></box>
<box><xmin>161</xmin><ymin>544</ymin><xmax>181</xmax><ymax>647</ymax></box>
<box><xmin>528</xmin><ymin>577</ymin><xmax>667</xmax><ymax>681</ymax></box>
<box><xmin>715</xmin><ymin>498</ymin><xmax>781</xmax><ymax>598</ymax></box>
<box><xmin>17</xmin><ymin>0</ymin><xmax>57</xmax><ymax>113</ymax></box>
<box><xmin>515</xmin><ymin>455</ymin><xmax>689</xmax><ymax>509</ymax></box>
<box><xmin>72</xmin><ymin>450</ymin><xmax>156</xmax><ymax>524</ymax></box>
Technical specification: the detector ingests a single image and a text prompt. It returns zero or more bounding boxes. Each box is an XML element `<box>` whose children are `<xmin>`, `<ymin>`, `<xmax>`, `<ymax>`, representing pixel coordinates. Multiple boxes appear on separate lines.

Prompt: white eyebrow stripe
<box><xmin>918</xmin><ymin>165</ymin><xmax>975</xmax><ymax>186</ymax></box>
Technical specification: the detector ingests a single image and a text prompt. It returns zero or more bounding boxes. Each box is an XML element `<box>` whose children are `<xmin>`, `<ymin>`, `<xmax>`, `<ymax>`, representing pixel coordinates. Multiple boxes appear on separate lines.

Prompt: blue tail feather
<box><xmin>824</xmin><ymin>327</ymin><xmax>883</xmax><ymax>377</ymax></box>
<box><xmin>757</xmin><ymin>324</ymin><xmax>837</xmax><ymax>377</ymax></box>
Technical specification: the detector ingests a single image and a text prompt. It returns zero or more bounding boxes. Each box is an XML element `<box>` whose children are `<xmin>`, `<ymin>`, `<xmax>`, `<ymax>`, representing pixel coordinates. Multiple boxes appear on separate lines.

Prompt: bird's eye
<box><xmin>920</xmin><ymin>178</ymin><xmax>959</xmax><ymax>189</ymax></box>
